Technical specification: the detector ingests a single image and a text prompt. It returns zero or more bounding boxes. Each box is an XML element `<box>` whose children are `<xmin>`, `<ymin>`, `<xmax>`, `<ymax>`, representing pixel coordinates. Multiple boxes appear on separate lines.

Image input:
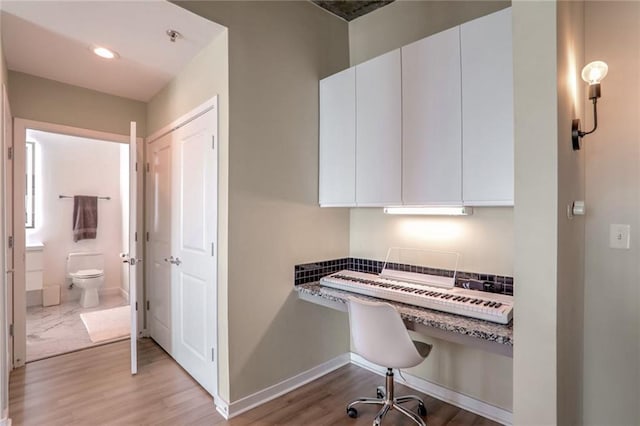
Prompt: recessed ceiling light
<box><xmin>92</xmin><ymin>46</ymin><xmax>118</xmax><ymax>59</ymax></box>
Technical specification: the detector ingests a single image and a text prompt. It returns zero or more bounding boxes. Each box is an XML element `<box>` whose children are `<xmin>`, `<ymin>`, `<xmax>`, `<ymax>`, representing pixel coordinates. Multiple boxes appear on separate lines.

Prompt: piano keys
<box><xmin>319</xmin><ymin>270</ymin><xmax>513</xmax><ymax>324</ymax></box>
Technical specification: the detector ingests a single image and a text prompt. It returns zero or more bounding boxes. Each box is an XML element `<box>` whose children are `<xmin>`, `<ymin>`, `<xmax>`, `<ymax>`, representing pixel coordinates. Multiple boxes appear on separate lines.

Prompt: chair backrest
<box><xmin>347</xmin><ymin>297</ymin><xmax>427</xmax><ymax>369</ymax></box>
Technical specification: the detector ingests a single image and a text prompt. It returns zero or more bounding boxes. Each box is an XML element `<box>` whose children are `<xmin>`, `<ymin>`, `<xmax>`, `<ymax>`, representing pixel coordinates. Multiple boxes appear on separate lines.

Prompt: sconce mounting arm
<box><xmin>572</xmin><ymin>96</ymin><xmax>600</xmax><ymax>151</ymax></box>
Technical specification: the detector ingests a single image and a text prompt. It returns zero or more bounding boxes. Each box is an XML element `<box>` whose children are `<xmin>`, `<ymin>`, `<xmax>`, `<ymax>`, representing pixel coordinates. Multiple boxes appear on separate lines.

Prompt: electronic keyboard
<box><xmin>320</xmin><ymin>270</ymin><xmax>513</xmax><ymax>324</ymax></box>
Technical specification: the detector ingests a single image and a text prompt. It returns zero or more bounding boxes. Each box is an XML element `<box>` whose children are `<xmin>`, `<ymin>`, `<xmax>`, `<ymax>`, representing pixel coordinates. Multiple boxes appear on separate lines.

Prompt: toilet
<box><xmin>67</xmin><ymin>252</ymin><xmax>105</xmax><ymax>308</ymax></box>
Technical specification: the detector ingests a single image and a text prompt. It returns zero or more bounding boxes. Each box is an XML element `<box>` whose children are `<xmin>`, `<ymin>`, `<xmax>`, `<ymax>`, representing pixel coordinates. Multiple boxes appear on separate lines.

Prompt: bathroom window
<box><xmin>25</xmin><ymin>141</ymin><xmax>35</xmax><ymax>228</ymax></box>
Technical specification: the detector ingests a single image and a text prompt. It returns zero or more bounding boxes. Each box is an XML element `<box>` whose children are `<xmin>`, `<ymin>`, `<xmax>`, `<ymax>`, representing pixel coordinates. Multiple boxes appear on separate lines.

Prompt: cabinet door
<box><xmin>402</xmin><ymin>27</ymin><xmax>462</xmax><ymax>205</ymax></box>
<box><xmin>356</xmin><ymin>49</ymin><xmax>402</xmax><ymax>206</ymax></box>
<box><xmin>319</xmin><ymin>68</ymin><xmax>356</xmax><ymax>206</ymax></box>
<box><xmin>461</xmin><ymin>8</ymin><xmax>514</xmax><ymax>205</ymax></box>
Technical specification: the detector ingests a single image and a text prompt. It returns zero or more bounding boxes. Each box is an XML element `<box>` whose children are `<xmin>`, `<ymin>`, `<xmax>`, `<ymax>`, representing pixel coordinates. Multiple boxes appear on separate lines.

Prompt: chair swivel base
<box><xmin>346</xmin><ymin>368</ymin><xmax>427</xmax><ymax>426</ymax></box>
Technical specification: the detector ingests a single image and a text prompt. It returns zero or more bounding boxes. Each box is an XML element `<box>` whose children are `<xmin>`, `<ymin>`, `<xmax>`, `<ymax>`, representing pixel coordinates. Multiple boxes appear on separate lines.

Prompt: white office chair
<box><xmin>347</xmin><ymin>297</ymin><xmax>432</xmax><ymax>426</ymax></box>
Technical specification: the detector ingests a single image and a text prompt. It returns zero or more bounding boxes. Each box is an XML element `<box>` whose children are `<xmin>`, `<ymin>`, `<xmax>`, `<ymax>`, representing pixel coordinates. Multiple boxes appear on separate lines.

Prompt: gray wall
<box><xmin>7</xmin><ymin>71</ymin><xmax>146</xmax><ymax>136</ymax></box>
<box><xmin>512</xmin><ymin>1</ymin><xmax>588</xmax><ymax>423</ymax></box>
<box><xmin>147</xmin><ymin>28</ymin><xmax>233</xmax><ymax>399</ymax></box>
<box><xmin>583</xmin><ymin>2</ymin><xmax>640</xmax><ymax>424</ymax></box>
<box><xmin>174</xmin><ymin>1</ymin><xmax>352</xmax><ymax>402</ymax></box>
<box><xmin>556</xmin><ymin>1</ymin><xmax>585</xmax><ymax>424</ymax></box>
<box><xmin>512</xmin><ymin>1</ymin><xmax>559</xmax><ymax>423</ymax></box>
<box><xmin>147</xmin><ymin>33</ymin><xmax>227</xmax><ymax>136</ymax></box>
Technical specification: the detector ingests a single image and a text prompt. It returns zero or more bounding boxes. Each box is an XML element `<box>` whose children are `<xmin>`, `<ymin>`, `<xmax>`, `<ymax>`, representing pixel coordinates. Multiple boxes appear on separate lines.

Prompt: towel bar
<box><xmin>58</xmin><ymin>195</ymin><xmax>111</xmax><ymax>200</ymax></box>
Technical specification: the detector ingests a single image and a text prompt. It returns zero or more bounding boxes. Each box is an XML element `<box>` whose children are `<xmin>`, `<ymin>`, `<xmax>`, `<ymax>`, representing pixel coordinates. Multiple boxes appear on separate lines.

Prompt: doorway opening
<box><xmin>10</xmin><ymin>119</ymin><xmax>143</xmax><ymax>369</ymax></box>
<box><xmin>24</xmin><ymin>129</ymin><xmax>131</xmax><ymax>362</ymax></box>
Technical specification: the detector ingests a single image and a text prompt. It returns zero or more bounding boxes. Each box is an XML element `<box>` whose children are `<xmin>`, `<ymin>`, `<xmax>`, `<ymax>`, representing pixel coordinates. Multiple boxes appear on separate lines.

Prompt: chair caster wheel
<box><xmin>376</xmin><ymin>389</ymin><xmax>384</xmax><ymax>399</ymax></box>
<box><xmin>347</xmin><ymin>407</ymin><xmax>358</xmax><ymax>418</ymax></box>
<box><xmin>418</xmin><ymin>402</ymin><xmax>427</xmax><ymax>417</ymax></box>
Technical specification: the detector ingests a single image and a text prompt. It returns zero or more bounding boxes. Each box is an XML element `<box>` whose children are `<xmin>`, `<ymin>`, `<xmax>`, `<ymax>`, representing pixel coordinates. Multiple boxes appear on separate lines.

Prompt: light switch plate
<box><xmin>609</xmin><ymin>224</ymin><xmax>631</xmax><ymax>249</ymax></box>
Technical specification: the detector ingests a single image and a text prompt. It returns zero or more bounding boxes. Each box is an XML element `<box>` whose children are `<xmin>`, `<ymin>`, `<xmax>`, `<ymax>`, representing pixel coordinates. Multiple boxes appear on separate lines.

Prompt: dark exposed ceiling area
<box><xmin>312</xmin><ymin>0</ymin><xmax>395</xmax><ymax>21</ymax></box>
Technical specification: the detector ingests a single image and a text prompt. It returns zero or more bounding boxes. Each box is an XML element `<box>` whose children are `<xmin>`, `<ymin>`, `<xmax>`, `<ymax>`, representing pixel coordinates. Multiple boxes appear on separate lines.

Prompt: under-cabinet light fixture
<box><xmin>572</xmin><ymin>60</ymin><xmax>608</xmax><ymax>150</ymax></box>
<box><xmin>383</xmin><ymin>207</ymin><xmax>473</xmax><ymax>216</ymax></box>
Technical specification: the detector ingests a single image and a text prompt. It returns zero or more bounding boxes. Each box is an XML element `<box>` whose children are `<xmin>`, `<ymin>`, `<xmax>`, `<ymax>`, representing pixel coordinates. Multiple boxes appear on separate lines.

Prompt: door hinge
<box><xmin>146</xmin><ymin>162</ymin><xmax>150</xmax><ymax>173</ymax></box>
<box><xmin>135</xmin><ymin>231</ymin><xmax>138</xmax><ymax>242</ymax></box>
<box><xmin>8</xmin><ymin>236</ymin><xmax>13</xmax><ymax>249</ymax></box>
<box><xmin>7</xmin><ymin>147</ymin><xmax>12</xmax><ymax>160</ymax></box>
<box><xmin>146</xmin><ymin>231</ymin><xmax>149</xmax><ymax>242</ymax></box>
<box><xmin>135</xmin><ymin>302</ymin><xmax>138</xmax><ymax>311</ymax></box>
<box><xmin>135</xmin><ymin>162</ymin><xmax>138</xmax><ymax>172</ymax></box>
<box><xmin>212</xmin><ymin>135</ymin><xmax>215</xmax><ymax>150</ymax></box>
<box><xmin>211</xmin><ymin>242</ymin><xmax>215</xmax><ymax>257</ymax></box>
<box><xmin>146</xmin><ymin>301</ymin><xmax>150</xmax><ymax>310</ymax></box>
<box><xmin>9</xmin><ymin>324</ymin><xmax>13</xmax><ymax>337</ymax></box>
<box><xmin>211</xmin><ymin>348</ymin><xmax>215</xmax><ymax>362</ymax></box>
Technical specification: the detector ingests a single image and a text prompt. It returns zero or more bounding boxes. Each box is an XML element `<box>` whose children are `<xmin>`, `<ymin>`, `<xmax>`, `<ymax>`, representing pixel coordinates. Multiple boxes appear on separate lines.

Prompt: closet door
<box><xmin>147</xmin><ymin>132</ymin><xmax>173</xmax><ymax>354</ymax></box>
<box><xmin>171</xmin><ymin>106</ymin><xmax>217</xmax><ymax>396</ymax></box>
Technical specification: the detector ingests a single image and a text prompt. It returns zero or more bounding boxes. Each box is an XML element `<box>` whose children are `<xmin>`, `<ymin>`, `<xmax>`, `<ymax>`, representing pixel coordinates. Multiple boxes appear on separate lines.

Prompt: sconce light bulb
<box><xmin>581</xmin><ymin>61</ymin><xmax>608</xmax><ymax>85</ymax></box>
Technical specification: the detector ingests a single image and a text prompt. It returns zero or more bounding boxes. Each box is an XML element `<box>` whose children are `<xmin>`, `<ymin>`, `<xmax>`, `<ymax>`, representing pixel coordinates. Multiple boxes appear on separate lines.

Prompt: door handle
<box><xmin>123</xmin><ymin>256</ymin><xmax>142</xmax><ymax>266</ymax></box>
<box><xmin>164</xmin><ymin>256</ymin><xmax>181</xmax><ymax>266</ymax></box>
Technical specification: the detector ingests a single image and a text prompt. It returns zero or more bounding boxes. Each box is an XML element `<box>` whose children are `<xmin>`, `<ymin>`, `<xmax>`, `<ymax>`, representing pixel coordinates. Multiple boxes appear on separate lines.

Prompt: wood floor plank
<box><xmin>9</xmin><ymin>338</ymin><xmax>503</xmax><ymax>425</ymax></box>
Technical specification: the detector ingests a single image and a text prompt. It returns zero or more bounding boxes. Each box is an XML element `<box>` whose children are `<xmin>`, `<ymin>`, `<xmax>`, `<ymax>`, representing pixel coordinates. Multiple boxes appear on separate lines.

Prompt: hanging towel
<box><xmin>73</xmin><ymin>195</ymin><xmax>98</xmax><ymax>242</ymax></box>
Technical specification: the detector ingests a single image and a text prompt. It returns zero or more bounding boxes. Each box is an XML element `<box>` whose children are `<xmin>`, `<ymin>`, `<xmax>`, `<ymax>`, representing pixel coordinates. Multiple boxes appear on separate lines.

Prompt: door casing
<box><xmin>10</xmin><ymin>118</ymin><xmax>144</xmax><ymax>367</ymax></box>
<box><xmin>145</xmin><ymin>96</ymin><xmax>219</xmax><ymax>398</ymax></box>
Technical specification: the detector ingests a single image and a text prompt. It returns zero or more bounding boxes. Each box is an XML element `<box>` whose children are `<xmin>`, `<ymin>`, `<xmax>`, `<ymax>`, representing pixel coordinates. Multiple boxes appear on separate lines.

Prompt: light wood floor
<box><xmin>9</xmin><ymin>338</ymin><xmax>501</xmax><ymax>425</ymax></box>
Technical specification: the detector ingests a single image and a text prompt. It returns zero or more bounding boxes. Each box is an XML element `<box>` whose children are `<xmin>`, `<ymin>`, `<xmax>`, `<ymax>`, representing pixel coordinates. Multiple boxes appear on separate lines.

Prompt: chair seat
<box><xmin>346</xmin><ymin>298</ymin><xmax>432</xmax><ymax>425</ymax></box>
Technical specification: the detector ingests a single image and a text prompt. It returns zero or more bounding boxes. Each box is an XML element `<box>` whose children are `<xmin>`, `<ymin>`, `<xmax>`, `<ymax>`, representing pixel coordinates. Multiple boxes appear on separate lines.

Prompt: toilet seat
<box><xmin>70</xmin><ymin>269</ymin><xmax>104</xmax><ymax>279</ymax></box>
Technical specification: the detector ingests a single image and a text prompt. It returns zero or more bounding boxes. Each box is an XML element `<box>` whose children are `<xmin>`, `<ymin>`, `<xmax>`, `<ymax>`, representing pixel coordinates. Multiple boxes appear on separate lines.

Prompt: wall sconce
<box><xmin>572</xmin><ymin>60</ymin><xmax>608</xmax><ymax>150</ymax></box>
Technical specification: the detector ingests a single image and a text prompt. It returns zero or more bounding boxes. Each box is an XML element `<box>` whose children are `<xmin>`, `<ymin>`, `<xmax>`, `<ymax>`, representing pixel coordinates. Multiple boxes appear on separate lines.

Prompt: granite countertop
<box><xmin>296</xmin><ymin>282</ymin><xmax>513</xmax><ymax>346</ymax></box>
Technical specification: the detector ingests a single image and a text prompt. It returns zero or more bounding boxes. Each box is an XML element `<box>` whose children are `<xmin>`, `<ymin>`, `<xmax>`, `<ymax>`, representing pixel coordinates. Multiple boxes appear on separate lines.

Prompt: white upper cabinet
<box><xmin>355</xmin><ymin>49</ymin><xmax>402</xmax><ymax>206</ymax></box>
<box><xmin>319</xmin><ymin>68</ymin><xmax>356</xmax><ymax>206</ymax></box>
<box><xmin>318</xmin><ymin>7</ymin><xmax>513</xmax><ymax>208</ymax></box>
<box><xmin>402</xmin><ymin>26</ymin><xmax>462</xmax><ymax>205</ymax></box>
<box><xmin>461</xmin><ymin>8</ymin><xmax>514</xmax><ymax>205</ymax></box>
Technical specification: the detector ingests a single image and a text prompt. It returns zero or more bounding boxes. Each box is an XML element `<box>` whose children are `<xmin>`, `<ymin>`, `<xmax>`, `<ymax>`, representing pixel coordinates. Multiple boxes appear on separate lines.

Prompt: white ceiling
<box><xmin>1</xmin><ymin>1</ymin><xmax>226</xmax><ymax>102</ymax></box>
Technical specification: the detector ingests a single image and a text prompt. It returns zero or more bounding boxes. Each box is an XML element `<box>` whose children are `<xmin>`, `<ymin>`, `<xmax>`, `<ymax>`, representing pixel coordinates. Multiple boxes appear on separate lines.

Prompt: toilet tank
<box><xmin>67</xmin><ymin>252</ymin><xmax>104</xmax><ymax>274</ymax></box>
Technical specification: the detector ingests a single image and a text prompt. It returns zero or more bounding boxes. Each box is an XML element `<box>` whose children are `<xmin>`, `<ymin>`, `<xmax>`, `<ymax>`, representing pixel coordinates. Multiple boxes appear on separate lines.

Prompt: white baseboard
<box><xmin>214</xmin><ymin>353</ymin><xmax>512</xmax><ymax>424</ymax></box>
<box><xmin>0</xmin><ymin>410</ymin><xmax>12</xmax><ymax>426</ymax></box>
<box><xmin>214</xmin><ymin>395</ymin><xmax>230</xmax><ymax>419</ymax></box>
<box><xmin>119</xmin><ymin>288</ymin><xmax>129</xmax><ymax>302</ymax></box>
<box><xmin>350</xmin><ymin>353</ymin><xmax>512</xmax><ymax>425</ymax></box>
<box><xmin>218</xmin><ymin>353</ymin><xmax>351</xmax><ymax>419</ymax></box>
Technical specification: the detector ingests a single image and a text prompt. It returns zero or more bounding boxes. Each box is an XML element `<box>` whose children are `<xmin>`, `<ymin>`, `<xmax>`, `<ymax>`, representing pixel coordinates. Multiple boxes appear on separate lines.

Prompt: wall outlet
<box><xmin>609</xmin><ymin>224</ymin><xmax>631</xmax><ymax>249</ymax></box>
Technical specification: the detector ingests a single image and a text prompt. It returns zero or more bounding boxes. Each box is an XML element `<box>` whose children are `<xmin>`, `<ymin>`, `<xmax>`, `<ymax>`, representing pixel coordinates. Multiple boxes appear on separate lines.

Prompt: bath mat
<box><xmin>80</xmin><ymin>305</ymin><xmax>131</xmax><ymax>343</ymax></box>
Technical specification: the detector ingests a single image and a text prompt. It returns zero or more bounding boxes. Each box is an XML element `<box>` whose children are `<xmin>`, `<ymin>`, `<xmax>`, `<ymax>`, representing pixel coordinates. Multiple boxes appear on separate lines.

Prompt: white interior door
<box><xmin>171</xmin><ymin>107</ymin><xmax>217</xmax><ymax>395</ymax></box>
<box><xmin>147</xmin><ymin>132</ymin><xmax>172</xmax><ymax>353</ymax></box>
<box><xmin>128</xmin><ymin>122</ymin><xmax>138</xmax><ymax>375</ymax></box>
<box><xmin>1</xmin><ymin>84</ymin><xmax>12</xmax><ymax>420</ymax></box>
<box><xmin>2</xmin><ymin>86</ymin><xmax>12</xmax><ymax>368</ymax></box>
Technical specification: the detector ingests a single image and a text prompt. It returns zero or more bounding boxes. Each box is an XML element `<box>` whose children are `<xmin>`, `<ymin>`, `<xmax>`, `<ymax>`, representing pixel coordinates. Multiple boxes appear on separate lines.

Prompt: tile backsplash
<box><xmin>294</xmin><ymin>257</ymin><xmax>513</xmax><ymax>296</ymax></box>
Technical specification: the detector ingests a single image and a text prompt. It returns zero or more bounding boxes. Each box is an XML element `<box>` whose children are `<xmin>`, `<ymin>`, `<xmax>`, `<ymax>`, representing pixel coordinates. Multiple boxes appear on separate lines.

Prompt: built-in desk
<box><xmin>296</xmin><ymin>282</ymin><xmax>513</xmax><ymax>358</ymax></box>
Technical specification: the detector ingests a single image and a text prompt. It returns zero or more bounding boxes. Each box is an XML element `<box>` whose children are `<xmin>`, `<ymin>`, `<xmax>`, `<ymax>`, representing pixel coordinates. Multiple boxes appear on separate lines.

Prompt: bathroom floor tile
<box><xmin>26</xmin><ymin>294</ymin><xmax>129</xmax><ymax>362</ymax></box>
